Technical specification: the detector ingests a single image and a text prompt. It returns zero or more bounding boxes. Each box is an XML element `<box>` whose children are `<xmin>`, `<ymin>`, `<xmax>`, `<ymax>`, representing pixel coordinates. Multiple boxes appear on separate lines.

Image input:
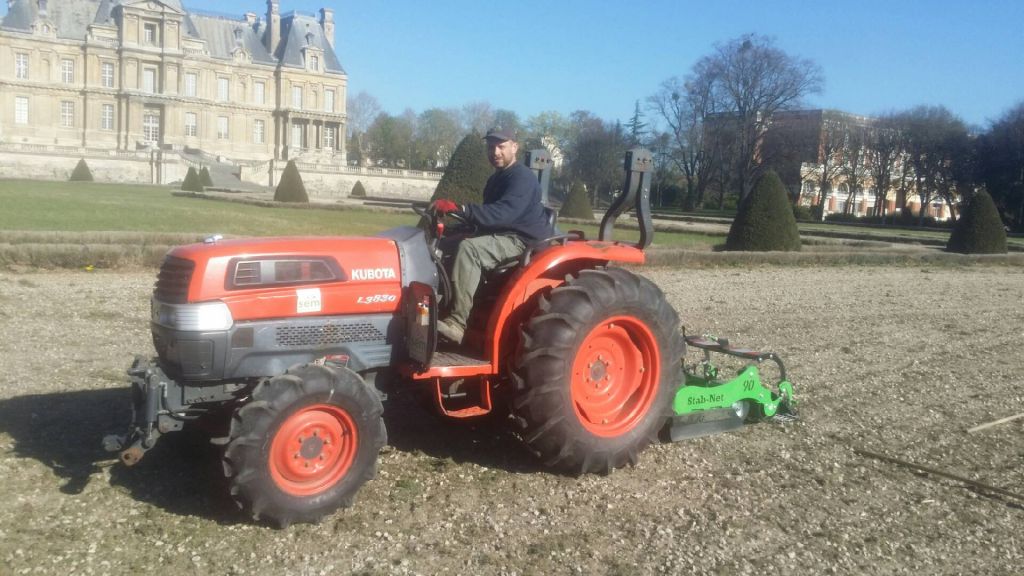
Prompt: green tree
<box><xmin>559</xmin><ymin>181</ymin><xmax>595</xmax><ymax>220</ymax></box>
<box><xmin>725</xmin><ymin>170</ymin><xmax>801</xmax><ymax>251</ymax></box>
<box><xmin>274</xmin><ymin>160</ymin><xmax>309</xmax><ymax>203</ymax></box>
<box><xmin>69</xmin><ymin>158</ymin><xmax>93</xmax><ymax>182</ymax></box>
<box><xmin>365</xmin><ymin>112</ymin><xmax>415</xmax><ymax>167</ymax></box>
<box><xmin>946</xmin><ymin>190</ymin><xmax>1007</xmax><ymax>254</ymax></box>
<box><xmin>624</xmin><ymin>100</ymin><xmax>647</xmax><ymax>146</ymax></box>
<box><xmin>432</xmin><ymin>133</ymin><xmax>492</xmax><ymax>205</ymax></box>
<box><xmin>199</xmin><ymin>166</ymin><xmax>214</xmax><ymax>187</ymax></box>
<box><xmin>181</xmin><ymin>166</ymin><xmax>203</xmax><ymax>192</ymax></box>
<box><xmin>414</xmin><ymin>108</ymin><xmax>463</xmax><ymax>169</ymax></box>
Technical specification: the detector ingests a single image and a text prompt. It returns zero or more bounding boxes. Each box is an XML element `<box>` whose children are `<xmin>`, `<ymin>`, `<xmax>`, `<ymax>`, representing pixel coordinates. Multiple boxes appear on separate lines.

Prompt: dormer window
<box><xmin>311</xmin><ymin>54</ymin><xmax>319</xmax><ymax>71</ymax></box>
<box><xmin>234</xmin><ymin>28</ymin><xmax>243</xmax><ymax>43</ymax></box>
<box><xmin>144</xmin><ymin>23</ymin><xmax>157</xmax><ymax>45</ymax></box>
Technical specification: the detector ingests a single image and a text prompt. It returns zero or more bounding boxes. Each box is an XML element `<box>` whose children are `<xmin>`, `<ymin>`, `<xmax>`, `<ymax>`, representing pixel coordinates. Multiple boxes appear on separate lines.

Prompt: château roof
<box><xmin>0</xmin><ymin>0</ymin><xmax>343</xmax><ymax>73</ymax></box>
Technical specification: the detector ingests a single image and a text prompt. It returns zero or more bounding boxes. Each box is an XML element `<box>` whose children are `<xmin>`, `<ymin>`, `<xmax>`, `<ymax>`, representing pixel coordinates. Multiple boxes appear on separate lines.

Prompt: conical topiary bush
<box><xmin>559</xmin><ymin>181</ymin><xmax>594</xmax><ymax>220</ymax></box>
<box><xmin>946</xmin><ymin>190</ymin><xmax>1007</xmax><ymax>254</ymax></box>
<box><xmin>181</xmin><ymin>166</ymin><xmax>203</xmax><ymax>192</ymax></box>
<box><xmin>725</xmin><ymin>170</ymin><xmax>801</xmax><ymax>251</ymax></box>
<box><xmin>69</xmin><ymin>158</ymin><xmax>93</xmax><ymax>182</ymax></box>
<box><xmin>199</xmin><ymin>166</ymin><xmax>214</xmax><ymax>187</ymax></box>
<box><xmin>350</xmin><ymin>180</ymin><xmax>367</xmax><ymax>198</ymax></box>
<box><xmin>274</xmin><ymin>160</ymin><xmax>309</xmax><ymax>203</ymax></box>
<box><xmin>431</xmin><ymin>132</ymin><xmax>493</xmax><ymax>205</ymax></box>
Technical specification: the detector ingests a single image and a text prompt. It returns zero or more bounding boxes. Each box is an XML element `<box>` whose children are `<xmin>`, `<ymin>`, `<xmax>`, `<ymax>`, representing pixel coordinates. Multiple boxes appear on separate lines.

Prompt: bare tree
<box><xmin>806</xmin><ymin>117</ymin><xmax>850</xmax><ymax>218</ymax></box>
<box><xmin>977</xmin><ymin>101</ymin><xmax>1024</xmax><ymax>231</ymax></box>
<box><xmin>899</xmin><ymin>106</ymin><xmax>970</xmax><ymax>224</ymax></box>
<box><xmin>346</xmin><ymin>91</ymin><xmax>382</xmax><ymax>166</ymax></box>
<box><xmin>865</xmin><ymin>115</ymin><xmax>904</xmax><ymax>221</ymax></box>
<box><xmin>460</xmin><ymin>101</ymin><xmax>494</xmax><ymax>135</ymax></box>
<box><xmin>647</xmin><ymin>74</ymin><xmax>719</xmax><ymax>209</ymax></box>
<box><xmin>697</xmin><ymin>34</ymin><xmax>823</xmax><ymax>202</ymax></box>
<box><xmin>840</xmin><ymin>124</ymin><xmax>869</xmax><ymax>214</ymax></box>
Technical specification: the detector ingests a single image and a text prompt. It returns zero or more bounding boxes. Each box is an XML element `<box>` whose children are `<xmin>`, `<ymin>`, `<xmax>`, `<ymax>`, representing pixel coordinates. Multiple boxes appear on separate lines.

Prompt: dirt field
<box><xmin>1</xmin><ymin>265</ymin><xmax>1021</xmax><ymax>575</ymax></box>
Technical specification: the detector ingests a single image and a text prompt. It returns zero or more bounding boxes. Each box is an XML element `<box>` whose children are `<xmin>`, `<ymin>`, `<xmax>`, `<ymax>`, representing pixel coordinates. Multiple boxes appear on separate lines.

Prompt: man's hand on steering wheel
<box><xmin>430</xmin><ymin>198</ymin><xmax>463</xmax><ymax>216</ymax></box>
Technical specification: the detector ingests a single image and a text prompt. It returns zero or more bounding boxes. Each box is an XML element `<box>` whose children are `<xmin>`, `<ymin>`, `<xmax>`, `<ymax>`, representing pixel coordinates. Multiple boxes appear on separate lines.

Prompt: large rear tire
<box><xmin>224</xmin><ymin>364</ymin><xmax>386</xmax><ymax>527</ymax></box>
<box><xmin>513</xmin><ymin>267</ymin><xmax>683</xmax><ymax>473</ymax></box>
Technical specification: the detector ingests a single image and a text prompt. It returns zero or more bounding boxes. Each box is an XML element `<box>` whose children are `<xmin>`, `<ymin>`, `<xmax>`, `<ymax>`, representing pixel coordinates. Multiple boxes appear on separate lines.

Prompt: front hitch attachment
<box><xmin>102</xmin><ymin>356</ymin><xmax>180</xmax><ymax>466</ymax></box>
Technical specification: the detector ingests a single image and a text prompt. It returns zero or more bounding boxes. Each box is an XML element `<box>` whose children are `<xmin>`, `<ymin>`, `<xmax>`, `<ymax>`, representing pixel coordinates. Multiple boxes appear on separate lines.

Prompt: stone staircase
<box><xmin>178</xmin><ymin>149</ymin><xmax>269</xmax><ymax>193</ymax></box>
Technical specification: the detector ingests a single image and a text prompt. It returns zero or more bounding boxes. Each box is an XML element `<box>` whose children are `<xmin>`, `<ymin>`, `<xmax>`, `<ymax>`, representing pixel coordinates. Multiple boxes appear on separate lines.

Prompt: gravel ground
<box><xmin>1</xmin><ymin>265</ymin><xmax>1022</xmax><ymax>576</ymax></box>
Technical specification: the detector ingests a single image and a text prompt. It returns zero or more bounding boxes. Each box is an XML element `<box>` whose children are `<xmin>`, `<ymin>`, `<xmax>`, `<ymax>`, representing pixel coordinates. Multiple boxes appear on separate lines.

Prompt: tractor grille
<box><xmin>154</xmin><ymin>256</ymin><xmax>195</xmax><ymax>304</ymax></box>
<box><xmin>275</xmin><ymin>322</ymin><xmax>384</xmax><ymax>347</ymax></box>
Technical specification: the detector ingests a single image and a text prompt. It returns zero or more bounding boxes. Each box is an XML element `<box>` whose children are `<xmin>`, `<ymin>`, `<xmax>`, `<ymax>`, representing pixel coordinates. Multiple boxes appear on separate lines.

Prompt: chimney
<box><xmin>266</xmin><ymin>0</ymin><xmax>280</xmax><ymax>55</ymax></box>
<box><xmin>319</xmin><ymin>8</ymin><xmax>334</xmax><ymax>48</ymax></box>
<box><xmin>244</xmin><ymin>12</ymin><xmax>257</xmax><ymax>26</ymax></box>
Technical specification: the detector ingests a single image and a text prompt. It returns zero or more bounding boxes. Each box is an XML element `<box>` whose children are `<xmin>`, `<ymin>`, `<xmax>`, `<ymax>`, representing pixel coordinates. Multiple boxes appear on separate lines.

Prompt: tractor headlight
<box><xmin>152</xmin><ymin>299</ymin><xmax>234</xmax><ymax>331</ymax></box>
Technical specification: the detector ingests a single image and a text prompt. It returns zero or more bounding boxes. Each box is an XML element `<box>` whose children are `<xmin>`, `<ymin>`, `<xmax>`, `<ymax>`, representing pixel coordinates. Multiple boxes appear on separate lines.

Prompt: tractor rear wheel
<box><xmin>513</xmin><ymin>268</ymin><xmax>683</xmax><ymax>473</ymax></box>
<box><xmin>224</xmin><ymin>364</ymin><xmax>386</xmax><ymax>527</ymax></box>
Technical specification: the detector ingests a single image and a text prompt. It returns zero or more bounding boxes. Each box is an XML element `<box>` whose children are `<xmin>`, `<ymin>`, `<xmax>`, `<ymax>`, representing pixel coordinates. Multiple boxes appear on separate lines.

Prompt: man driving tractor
<box><xmin>431</xmin><ymin>127</ymin><xmax>554</xmax><ymax>344</ymax></box>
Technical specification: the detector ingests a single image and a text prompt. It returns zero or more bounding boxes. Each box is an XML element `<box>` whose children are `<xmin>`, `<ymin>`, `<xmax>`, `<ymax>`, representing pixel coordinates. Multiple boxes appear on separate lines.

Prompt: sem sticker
<box><xmin>296</xmin><ymin>288</ymin><xmax>322</xmax><ymax>313</ymax></box>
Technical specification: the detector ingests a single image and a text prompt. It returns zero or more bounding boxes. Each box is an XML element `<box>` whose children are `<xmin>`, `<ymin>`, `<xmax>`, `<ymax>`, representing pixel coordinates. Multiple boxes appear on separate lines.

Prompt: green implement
<box><xmin>669</xmin><ymin>334</ymin><xmax>796</xmax><ymax>442</ymax></box>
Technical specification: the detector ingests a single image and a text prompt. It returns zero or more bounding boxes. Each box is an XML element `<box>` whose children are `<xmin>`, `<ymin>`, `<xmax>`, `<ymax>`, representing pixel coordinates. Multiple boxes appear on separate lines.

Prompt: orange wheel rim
<box><xmin>269</xmin><ymin>404</ymin><xmax>357</xmax><ymax>496</ymax></box>
<box><xmin>570</xmin><ymin>315</ymin><xmax>660</xmax><ymax>437</ymax></box>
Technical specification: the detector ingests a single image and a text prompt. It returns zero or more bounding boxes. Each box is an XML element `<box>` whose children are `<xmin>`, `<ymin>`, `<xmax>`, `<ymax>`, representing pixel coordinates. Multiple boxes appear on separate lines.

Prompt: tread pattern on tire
<box><xmin>224</xmin><ymin>363</ymin><xmax>386</xmax><ymax>527</ymax></box>
<box><xmin>512</xmin><ymin>267</ymin><xmax>684</xmax><ymax>474</ymax></box>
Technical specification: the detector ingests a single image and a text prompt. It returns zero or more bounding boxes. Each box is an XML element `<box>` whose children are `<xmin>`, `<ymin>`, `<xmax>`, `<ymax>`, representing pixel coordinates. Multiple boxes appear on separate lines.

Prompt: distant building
<box><xmin>705</xmin><ymin>109</ymin><xmax>953</xmax><ymax>220</ymax></box>
<box><xmin>0</xmin><ymin>0</ymin><xmax>346</xmax><ymax>165</ymax></box>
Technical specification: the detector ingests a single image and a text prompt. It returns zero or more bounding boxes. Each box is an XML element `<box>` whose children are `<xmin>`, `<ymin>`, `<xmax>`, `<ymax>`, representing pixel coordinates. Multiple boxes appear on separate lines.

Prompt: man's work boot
<box><xmin>437</xmin><ymin>318</ymin><xmax>465</xmax><ymax>345</ymax></box>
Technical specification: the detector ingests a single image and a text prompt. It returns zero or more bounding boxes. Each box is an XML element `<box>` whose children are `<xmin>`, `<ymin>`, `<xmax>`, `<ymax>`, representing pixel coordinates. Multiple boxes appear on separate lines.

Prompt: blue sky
<box><xmin>7</xmin><ymin>1</ymin><xmax>1021</xmax><ymax>128</ymax></box>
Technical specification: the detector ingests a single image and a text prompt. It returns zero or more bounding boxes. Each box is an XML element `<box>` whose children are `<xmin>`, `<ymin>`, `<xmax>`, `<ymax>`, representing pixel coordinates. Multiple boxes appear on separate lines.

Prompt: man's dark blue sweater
<box><xmin>462</xmin><ymin>162</ymin><xmax>553</xmax><ymax>241</ymax></box>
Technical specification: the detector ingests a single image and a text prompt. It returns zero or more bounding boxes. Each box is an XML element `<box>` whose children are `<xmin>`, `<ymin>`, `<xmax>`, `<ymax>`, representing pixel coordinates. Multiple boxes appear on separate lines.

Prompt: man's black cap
<box><xmin>483</xmin><ymin>127</ymin><xmax>516</xmax><ymax>142</ymax></box>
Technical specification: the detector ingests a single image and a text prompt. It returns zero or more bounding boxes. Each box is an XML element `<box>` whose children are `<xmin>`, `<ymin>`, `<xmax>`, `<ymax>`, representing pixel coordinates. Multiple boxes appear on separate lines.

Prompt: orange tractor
<box><xmin>105</xmin><ymin>149</ymin><xmax>685</xmax><ymax>526</ymax></box>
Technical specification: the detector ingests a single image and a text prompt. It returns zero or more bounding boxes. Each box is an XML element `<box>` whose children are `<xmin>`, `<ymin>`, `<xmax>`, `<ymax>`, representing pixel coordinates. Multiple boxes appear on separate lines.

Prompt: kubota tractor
<box><xmin>104</xmin><ymin>148</ymin><xmax>793</xmax><ymax>526</ymax></box>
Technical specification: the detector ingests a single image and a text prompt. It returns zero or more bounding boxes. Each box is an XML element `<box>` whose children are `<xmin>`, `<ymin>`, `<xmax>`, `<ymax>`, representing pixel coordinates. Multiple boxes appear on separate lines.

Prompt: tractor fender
<box><xmin>485</xmin><ymin>241</ymin><xmax>645</xmax><ymax>370</ymax></box>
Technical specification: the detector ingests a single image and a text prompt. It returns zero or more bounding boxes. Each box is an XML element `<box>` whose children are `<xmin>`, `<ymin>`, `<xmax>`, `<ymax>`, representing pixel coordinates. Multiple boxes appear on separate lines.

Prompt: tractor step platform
<box><xmin>431</xmin><ymin>349</ymin><xmax>489</xmax><ymax>368</ymax></box>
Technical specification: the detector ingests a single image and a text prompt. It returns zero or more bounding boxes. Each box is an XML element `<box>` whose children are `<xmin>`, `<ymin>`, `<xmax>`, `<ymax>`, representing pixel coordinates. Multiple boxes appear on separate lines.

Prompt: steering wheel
<box><xmin>412</xmin><ymin>201</ymin><xmax>470</xmax><ymax>231</ymax></box>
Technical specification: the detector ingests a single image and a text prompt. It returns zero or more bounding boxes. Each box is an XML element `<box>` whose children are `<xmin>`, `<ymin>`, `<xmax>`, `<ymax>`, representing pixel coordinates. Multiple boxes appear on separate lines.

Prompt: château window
<box><xmin>143</xmin><ymin>111</ymin><xmax>160</xmax><ymax>142</ymax></box>
<box><xmin>217</xmin><ymin>77</ymin><xmax>229</xmax><ymax>101</ymax></box>
<box><xmin>217</xmin><ymin>116</ymin><xmax>229</xmax><ymax>139</ymax></box>
<box><xmin>324</xmin><ymin>89</ymin><xmax>334</xmax><ymax>113</ymax></box>
<box><xmin>292</xmin><ymin>85</ymin><xmax>302</xmax><ymax>109</ymax></box>
<box><xmin>253</xmin><ymin>119</ymin><xmax>265</xmax><ymax>144</ymax></box>
<box><xmin>142</xmin><ymin>68</ymin><xmax>157</xmax><ymax>93</ymax></box>
<box><xmin>144</xmin><ymin>23</ymin><xmax>157</xmax><ymax>45</ymax></box>
<box><xmin>323</xmin><ymin>126</ymin><xmax>335</xmax><ymax>150</ymax></box>
<box><xmin>60</xmin><ymin>101</ymin><xmax>74</xmax><ymax>127</ymax></box>
<box><xmin>184</xmin><ymin>72</ymin><xmax>197</xmax><ymax>97</ymax></box>
<box><xmin>311</xmin><ymin>55</ymin><xmax>319</xmax><ymax>71</ymax></box>
<box><xmin>15</xmin><ymin>53</ymin><xmax>28</xmax><ymax>80</ymax></box>
<box><xmin>254</xmin><ymin>80</ymin><xmax>265</xmax><ymax>104</ymax></box>
<box><xmin>101</xmin><ymin>62</ymin><xmax>114</xmax><ymax>88</ymax></box>
<box><xmin>61</xmin><ymin>59</ymin><xmax>74</xmax><ymax>84</ymax></box>
<box><xmin>15</xmin><ymin>97</ymin><xmax>29</xmax><ymax>124</ymax></box>
<box><xmin>101</xmin><ymin>104</ymin><xmax>114</xmax><ymax>130</ymax></box>
<box><xmin>185</xmin><ymin>112</ymin><xmax>198</xmax><ymax>137</ymax></box>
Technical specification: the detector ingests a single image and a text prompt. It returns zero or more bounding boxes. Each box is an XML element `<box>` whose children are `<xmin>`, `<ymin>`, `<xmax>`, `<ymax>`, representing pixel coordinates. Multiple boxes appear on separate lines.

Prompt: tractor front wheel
<box><xmin>224</xmin><ymin>364</ymin><xmax>386</xmax><ymax>527</ymax></box>
<box><xmin>513</xmin><ymin>268</ymin><xmax>683</xmax><ymax>474</ymax></box>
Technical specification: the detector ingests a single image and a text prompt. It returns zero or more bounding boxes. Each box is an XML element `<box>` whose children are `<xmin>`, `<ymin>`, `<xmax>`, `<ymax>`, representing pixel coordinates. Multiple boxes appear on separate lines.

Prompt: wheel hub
<box><xmin>269</xmin><ymin>404</ymin><xmax>358</xmax><ymax>496</ymax></box>
<box><xmin>571</xmin><ymin>317</ymin><xmax>660</xmax><ymax>437</ymax></box>
<box><xmin>299</xmin><ymin>434</ymin><xmax>325</xmax><ymax>460</ymax></box>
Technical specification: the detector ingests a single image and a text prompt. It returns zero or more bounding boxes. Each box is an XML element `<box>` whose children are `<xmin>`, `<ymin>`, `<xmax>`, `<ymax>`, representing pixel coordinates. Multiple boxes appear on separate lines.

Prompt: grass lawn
<box><xmin>0</xmin><ymin>179</ymin><xmax>718</xmax><ymax>249</ymax></box>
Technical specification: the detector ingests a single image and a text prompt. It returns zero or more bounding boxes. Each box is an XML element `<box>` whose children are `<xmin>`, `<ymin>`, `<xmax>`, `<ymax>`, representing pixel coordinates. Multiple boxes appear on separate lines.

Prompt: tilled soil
<box><xmin>0</xmin><ymin>266</ymin><xmax>1021</xmax><ymax>576</ymax></box>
